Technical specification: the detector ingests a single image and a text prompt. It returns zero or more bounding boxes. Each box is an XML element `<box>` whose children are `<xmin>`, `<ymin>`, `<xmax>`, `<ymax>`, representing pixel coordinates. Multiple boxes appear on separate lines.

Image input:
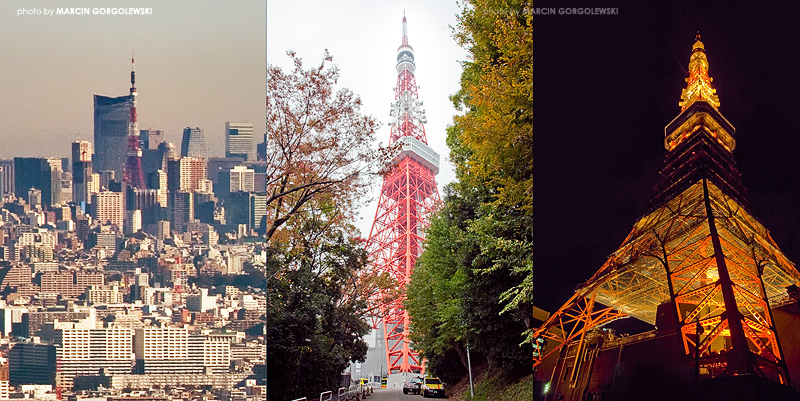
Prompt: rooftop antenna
<box><xmin>402</xmin><ymin>11</ymin><xmax>408</xmax><ymax>45</ymax></box>
<box><xmin>130</xmin><ymin>50</ymin><xmax>136</xmax><ymax>95</ymax></box>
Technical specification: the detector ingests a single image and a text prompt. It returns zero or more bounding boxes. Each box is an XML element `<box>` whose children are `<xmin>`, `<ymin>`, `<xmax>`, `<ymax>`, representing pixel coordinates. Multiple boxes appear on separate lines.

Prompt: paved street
<box><xmin>366</xmin><ymin>388</ymin><xmax>437</xmax><ymax>400</ymax></box>
<box><xmin>366</xmin><ymin>388</ymin><xmax>448</xmax><ymax>400</ymax></box>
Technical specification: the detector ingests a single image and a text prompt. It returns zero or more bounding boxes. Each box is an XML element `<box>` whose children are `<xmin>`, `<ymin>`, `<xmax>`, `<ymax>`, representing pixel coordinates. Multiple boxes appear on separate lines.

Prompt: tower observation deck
<box><xmin>365</xmin><ymin>14</ymin><xmax>440</xmax><ymax>375</ymax></box>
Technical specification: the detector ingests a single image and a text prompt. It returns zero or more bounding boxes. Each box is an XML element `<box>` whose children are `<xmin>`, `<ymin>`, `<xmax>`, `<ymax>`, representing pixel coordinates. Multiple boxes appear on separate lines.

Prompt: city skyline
<box><xmin>0</xmin><ymin>0</ymin><xmax>265</xmax><ymax>160</ymax></box>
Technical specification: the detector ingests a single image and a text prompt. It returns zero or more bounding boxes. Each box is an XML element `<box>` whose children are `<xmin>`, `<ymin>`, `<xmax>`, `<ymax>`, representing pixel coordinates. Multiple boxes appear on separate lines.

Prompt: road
<box><xmin>367</xmin><ymin>388</ymin><xmax>449</xmax><ymax>400</ymax></box>
<box><xmin>366</xmin><ymin>388</ymin><xmax>427</xmax><ymax>400</ymax></box>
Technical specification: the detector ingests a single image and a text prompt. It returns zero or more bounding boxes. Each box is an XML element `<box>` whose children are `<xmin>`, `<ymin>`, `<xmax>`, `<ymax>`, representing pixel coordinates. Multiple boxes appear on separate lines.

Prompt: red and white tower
<box><xmin>366</xmin><ymin>14</ymin><xmax>440</xmax><ymax>374</ymax></box>
<box><xmin>124</xmin><ymin>54</ymin><xmax>145</xmax><ymax>188</ymax></box>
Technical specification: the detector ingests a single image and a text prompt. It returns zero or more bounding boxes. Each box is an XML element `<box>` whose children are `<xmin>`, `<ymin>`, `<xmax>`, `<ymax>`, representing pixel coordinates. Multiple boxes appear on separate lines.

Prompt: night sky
<box><xmin>533</xmin><ymin>1</ymin><xmax>800</xmax><ymax>315</ymax></box>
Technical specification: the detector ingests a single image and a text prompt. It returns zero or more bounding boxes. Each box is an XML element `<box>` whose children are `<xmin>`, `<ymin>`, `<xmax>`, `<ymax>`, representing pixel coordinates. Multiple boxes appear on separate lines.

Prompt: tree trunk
<box><xmin>453</xmin><ymin>343</ymin><xmax>469</xmax><ymax>371</ymax></box>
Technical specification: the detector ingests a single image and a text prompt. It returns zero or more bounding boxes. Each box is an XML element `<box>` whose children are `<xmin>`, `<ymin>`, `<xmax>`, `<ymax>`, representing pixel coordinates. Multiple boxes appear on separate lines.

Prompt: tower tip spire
<box><xmin>679</xmin><ymin>33</ymin><xmax>718</xmax><ymax>110</ymax></box>
<box><xmin>402</xmin><ymin>13</ymin><xmax>408</xmax><ymax>45</ymax></box>
<box><xmin>130</xmin><ymin>51</ymin><xmax>137</xmax><ymax>94</ymax></box>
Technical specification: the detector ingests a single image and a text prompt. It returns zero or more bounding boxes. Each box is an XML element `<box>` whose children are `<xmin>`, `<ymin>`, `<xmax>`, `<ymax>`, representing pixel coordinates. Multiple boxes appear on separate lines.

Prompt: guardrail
<box><xmin>292</xmin><ymin>381</ymin><xmax>378</xmax><ymax>401</ymax></box>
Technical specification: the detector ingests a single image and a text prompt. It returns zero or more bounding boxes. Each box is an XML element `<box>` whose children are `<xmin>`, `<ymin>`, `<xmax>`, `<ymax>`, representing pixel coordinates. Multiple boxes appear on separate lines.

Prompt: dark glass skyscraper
<box><xmin>72</xmin><ymin>141</ymin><xmax>93</xmax><ymax>205</ymax></box>
<box><xmin>181</xmin><ymin>127</ymin><xmax>206</xmax><ymax>158</ymax></box>
<box><xmin>14</xmin><ymin>158</ymin><xmax>56</xmax><ymax>207</ymax></box>
<box><xmin>94</xmin><ymin>95</ymin><xmax>133</xmax><ymax>180</ymax></box>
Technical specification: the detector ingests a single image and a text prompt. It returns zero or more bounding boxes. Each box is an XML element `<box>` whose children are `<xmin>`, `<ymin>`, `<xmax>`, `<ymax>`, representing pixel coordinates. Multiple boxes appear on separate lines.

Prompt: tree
<box><xmin>266</xmin><ymin>51</ymin><xmax>389</xmax><ymax>242</ymax></box>
<box><xmin>267</xmin><ymin>217</ymin><xmax>371</xmax><ymax>400</ymax></box>
<box><xmin>450</xmin><ymin>0</ymin><xmax>533</xmax><ymax>337</ymax></box>
<box><xmin>406</xmin><ymin>0</ymin><xmax>533</xmax><ymax>385</ymax></box>
<box><xmin>408</xmin><ymin>180</ymin><xmax>530</xmax><ymax>381</ymax></box>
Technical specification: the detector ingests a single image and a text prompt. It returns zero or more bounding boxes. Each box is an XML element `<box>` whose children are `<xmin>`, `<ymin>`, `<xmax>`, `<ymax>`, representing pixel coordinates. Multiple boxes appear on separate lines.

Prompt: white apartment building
<box><xmin>91</xmin><ymin>191</ymin><xmax>124</xmax><ymax>228</ymax></box>
<box><xmin>55</xmin><ymin>327</ymin><xmax>134</xmax><ymax>389</ymax></box>
<box><xmin>133</xmin><ymin>327</ymin><xmax>230</xmax><ymax>374</ymax></box>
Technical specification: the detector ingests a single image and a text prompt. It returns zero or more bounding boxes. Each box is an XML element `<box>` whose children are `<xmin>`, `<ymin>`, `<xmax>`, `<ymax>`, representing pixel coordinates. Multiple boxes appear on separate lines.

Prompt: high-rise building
<box><xmin>8</xmin><ymin>342</ymin><xmax>56</xmax><ymax>385</ymax></box>
<box><xmin>256</xmin><ymin>133</ymin><xmax>266</xmax><ymax>161</ymax></box>
<box><xmin>72</xmin><ymin>141</ymin><xmax>94</xmax><ymax>204</ymax></box>
<box><xmin>207</xmin><ymin>156</ymin><xmax>245</xmax><ymax>186</ymax></box>
<box><xmin>153</xmin><ymin>170</ymin><xmax>168</xmax><ymax>208</ymax></box>
<box><xmin>217</xmin><ymin>165</ymin><xmax>254</xmax><ymax>199</ymax></box>
<box><xmin>179</xmin><ymin>157</ymin><xmax>208</xmax><ymax>192</ymax></box>
<box><xmin>124</xmin><ymin>210</ymin><xmax>142</xmax><ymax>234</ymax></box>
<box><xmin>133</xmin><ymin>328</ymin><xmax>230</xmax><ymax>375</ymax></box>
<box><xmin>127</xmin><ymin>186</ymin><xmax>161</xmax><ymax>226</ymax></box>
<box><xmin>94</xmin><ymin>95</ymin><xmax>133</xmax><ymax>180</ymax></box>
<box><xmin>60</xmin><ymin>171</ymin><xmax>72</xmax><ymax>205</ymax></box>
<box><xmin>45</xmin><ymin>158</ymin><xmax>62</xmax><ymax>207</ymax></box>
<box><xmin>139</xmin><ymin>129</ymin><xmax>164</xmax><ymax>150</ymax></box>
<box><xmin>55</xmin><ymin>327</ymin><xmax>133</xmax><ymax>390</ymax></box>
<box><xmin>91</xmin><ymin>191</ymin><xmax>124</xmax><ymax>228</ymax></box>
<box><xmin>141</xmin><ymin>141</ymin><xmax>170</xmax><ymax>180</ymax></box>
<box><xmin>97</xmin><ymin>170</ymin><xmax>115</xmax><ymax>190</ymax></box>
<box><xmin>27</xmin><ymin>189</ymin><xmax>41</xmax><ymax>208</ymax></box>
<box><xmin>72</xmin><ymin>141</ymin><xmax>92</xmax><ymax>164</ymax></box>
<box><xmin>225</xmin><ymin>122</ymin><xmax>254</xmax><ymax>161</ymax></box>
<box><xmin>171</xmin><ymin>190</ymin><xmax>194</xmax><ymax>233</ymax></box>
<box><xmin>225</xmin><ymin>192</ymin><xmax>266</xmax><ymax>234</ymax></box>
<box><xmin>0</xmin><ymin>160</ymin><xmax>14</xmax><ymax>196</ymax></box>
<box><xmin>14</xmin><ymin>158</ymin><xmax>59</xmax><ymax>208</ymax></box>
<box><xmin>229</xmin><ymin>165</ymin><xmax>255</xmax><ymax>192</ymax></box>
<box><xmin>181</xmin><ymin>127</ymin><xmax>207</xmax><ymax>159</ymax></box>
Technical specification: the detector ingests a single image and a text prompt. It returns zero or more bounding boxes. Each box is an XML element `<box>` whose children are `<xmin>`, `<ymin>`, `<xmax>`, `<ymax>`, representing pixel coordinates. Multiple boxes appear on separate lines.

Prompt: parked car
<box><xmin>420</xmin><ymin>376</ymin><xmax>445</xmax><ymax>398</ymax></box>
<box><xmin>403</xmin><ymin>376</ymin><xmax>423</xmax><ymax>395</ymax></box>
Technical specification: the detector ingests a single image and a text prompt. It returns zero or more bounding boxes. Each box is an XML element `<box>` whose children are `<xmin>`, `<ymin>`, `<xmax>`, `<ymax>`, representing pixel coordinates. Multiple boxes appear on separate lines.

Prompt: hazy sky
<box><xmin>267</xmin><ymin>0</ymin><xmax>468</xmax><ymax>237</ymax></box>
<box><xmin>1</xmin><ymin>0</ymin><xmax>466</xmax><ymax>238</ymax></box>
<box><xmin>0</xmin><ymin>0</ymin><xmax>265</xmax><ymax>159</ymax></box>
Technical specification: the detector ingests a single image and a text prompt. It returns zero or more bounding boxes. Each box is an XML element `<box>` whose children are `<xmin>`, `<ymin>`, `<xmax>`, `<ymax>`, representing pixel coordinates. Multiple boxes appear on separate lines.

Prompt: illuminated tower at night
<box><xmin>533</xmin><ymin>35</ymin><xmax>800</xmax><ymax>399</ymax></box>
<box><xmin>366</xmin><ymin>15</ymin><xmax>440</xmax><ymax>374</ymax></box>
<box><xmin>124</xmin><ymin>55</ymin><xmax>145</xmax><ymax>188</ymax></box>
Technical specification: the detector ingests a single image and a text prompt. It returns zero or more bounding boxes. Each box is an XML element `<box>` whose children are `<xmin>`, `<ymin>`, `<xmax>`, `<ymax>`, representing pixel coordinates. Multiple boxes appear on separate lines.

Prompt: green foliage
<box><xmin>452</xmin><ymin>0</ymin><xmax>533</xmax><ymax>333</ymax></box>
<box><xmin>408</xmin><ymin>182</ymin><xmax>530</xmax><ymax>380</ymax></box>
<box><xmin>451</xmin><ymin>0</ymin><xmax>533</xmax><ymax>214</ymax></box>
<box><xmin>267</xmin><ymin>218</ymin><xmax>371</xmax><ymax>400</ymax></box>
<box><xmin>406</xmin><ymin>0</ymin><xmax>533</xmax><ymax>386</ymax></box>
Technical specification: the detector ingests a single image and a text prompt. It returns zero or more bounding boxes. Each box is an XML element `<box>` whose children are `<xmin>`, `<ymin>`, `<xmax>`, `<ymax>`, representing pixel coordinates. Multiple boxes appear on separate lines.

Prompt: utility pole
<box><xmin>466</xmin><ymin>344</ymin><xmax>474</xmax><ymax>399</ymax></box>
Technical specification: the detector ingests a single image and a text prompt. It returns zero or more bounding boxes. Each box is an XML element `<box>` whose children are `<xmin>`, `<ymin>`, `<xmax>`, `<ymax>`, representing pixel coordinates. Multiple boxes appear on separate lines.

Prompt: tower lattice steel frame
<box><xmin>533</xmin><ymin>35</ymin><xmax>800</xmax><ymax>387</ymax></box>
<box><xmin>366</xmin><ymin>14</ymin><xmax>440</xmax><ymax>374</ymax></box>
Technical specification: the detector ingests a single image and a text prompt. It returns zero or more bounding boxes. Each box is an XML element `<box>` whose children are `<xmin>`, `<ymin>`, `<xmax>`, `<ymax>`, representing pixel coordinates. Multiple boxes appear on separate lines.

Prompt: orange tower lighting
<box><xmin>533</xmin><ymin>34</ymin><xmax>800</xmax><ymax>387</ymax></box>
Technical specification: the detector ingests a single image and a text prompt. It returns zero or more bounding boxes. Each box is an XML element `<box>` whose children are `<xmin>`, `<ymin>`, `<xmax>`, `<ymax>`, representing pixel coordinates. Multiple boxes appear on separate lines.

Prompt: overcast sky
<box><xmin>267</xmin><ymin>0</ymin><xmax>468</xmax><ymax>238</ymax></box>
<box><xmin>0</xmin><ymin>0</ymin><xmax>265</xmax><ymax>159</ymax></box>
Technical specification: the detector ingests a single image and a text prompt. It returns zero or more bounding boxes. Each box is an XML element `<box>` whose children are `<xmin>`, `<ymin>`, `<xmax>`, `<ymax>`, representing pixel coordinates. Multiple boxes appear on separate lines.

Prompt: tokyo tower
<box><xmin>533</xmin><ymin>35</ymin><xmax>800</xmax><ymax>396</ymax></box>
<box><xmin>366</xmin><ymin>14</ymin><xmax>440</xmax><ymax>374</ymax></box>
<box><xmin>124</xmin><ymin>54</ymin><xmax>145</xmax><ymax>188</ymax></box>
